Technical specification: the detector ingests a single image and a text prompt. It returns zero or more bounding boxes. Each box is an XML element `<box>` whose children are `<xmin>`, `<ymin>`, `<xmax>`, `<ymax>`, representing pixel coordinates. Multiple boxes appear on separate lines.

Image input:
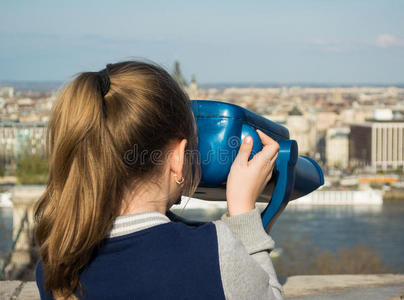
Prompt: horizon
<box><xmin>1</xmin><ymin>80</ymin><xmax>404</xmax><ymax>91</ymax></box>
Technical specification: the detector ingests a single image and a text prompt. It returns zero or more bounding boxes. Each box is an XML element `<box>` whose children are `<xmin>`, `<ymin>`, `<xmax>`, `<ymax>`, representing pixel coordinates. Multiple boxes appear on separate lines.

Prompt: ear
<box><xmin>169</xmin><ymin>138</ymin><xmax>187</xmax><ymax>178</ymax></box>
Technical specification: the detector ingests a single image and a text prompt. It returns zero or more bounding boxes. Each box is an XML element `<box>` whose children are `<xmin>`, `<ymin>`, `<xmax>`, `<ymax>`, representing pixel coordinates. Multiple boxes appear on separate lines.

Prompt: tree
<box><xmin>0</xmin><ymin>154</ymin><xmax>5</xmax><ymax>177</ymax></box>
<box><xmin>0</xmin><ymin>164</ymin><xmax>4</xmax><ymax>177</ymax></box>
<box><xmin>288</xmin><ymin>106</ymin><xmax>303</xmax><ymax>116</ymax></box>
<box><xmin>16</xmin><ymin>154</ymin><xmax>49</xmax><ymax>185</ymax></box>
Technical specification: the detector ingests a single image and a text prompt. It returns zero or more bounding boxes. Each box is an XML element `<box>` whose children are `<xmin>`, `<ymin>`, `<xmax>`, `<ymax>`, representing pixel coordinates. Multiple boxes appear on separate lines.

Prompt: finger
<box><xmin>263</xmin><ymin>152</ymin><xmax>278</xmax><ymax>180</ymax></box>
<box><xmin>256</xmin><ymin>129</ymin><xmax>279</xmax><ymax>149</ymax></box>
<box><xmin>266</xmin><ymin>149</ymin><xmax>279</xmax><ymax>171</ymax></box>
<box><xmin>234</xmin><ymin>135</ymin><xmax>253</xmax><ymax>167</ymax></box>
<box><xmin>250</xmin><ymin>142</ymin><xmax>279</xmax><ymax>168</ymax></box>
<box><xmin>270</xmin><ymin>151</ymin><xmax>279</xmax><ymax>164</ymax></box>
<box><xmin>252</xmin><ymin>130</ymin><xmax>279</xmax><ymax>168</ymax></box>
<box><xmin>264</xmin><ymin>164</ymin><xmax>276</xmax><ymax>184</ymax></box>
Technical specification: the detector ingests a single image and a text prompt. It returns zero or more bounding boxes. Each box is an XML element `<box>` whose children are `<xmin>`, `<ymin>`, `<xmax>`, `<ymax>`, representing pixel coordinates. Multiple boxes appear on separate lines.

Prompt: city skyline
<box><xmin>1</xmin><ymin>0</ymin><xmax>404</xmax><ymax>84</ymax></box>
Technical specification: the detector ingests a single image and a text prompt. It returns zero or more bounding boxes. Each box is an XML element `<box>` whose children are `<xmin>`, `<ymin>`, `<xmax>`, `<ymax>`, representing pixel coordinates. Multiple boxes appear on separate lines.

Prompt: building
<box><xmin>0</xmin><ymin>87</ymin><xmax>14</xmax><ymax>98</ymax></box>
<box><xmin>187</xmin><ymin>75</ymin><xmax>199</xmax><ymax>99</ymax></box>
<box><xmin>172</xmin><ymin>61</ymin><xmax>187</xmax><ymax>90</ymax></box>
<box><xmin>316</xmin><ymin>111</ymin><xmax>338</xmax><ymax>132</ymax></box>
<box><xmin>326</xmin><ymin>126</ymin><xmax>350</xmax><ymax>169</ymax></box>
<box><xmin>0</xmin><ymin>121</ymin><xmax>47</xmax><ymax>169</ymax></box>
<box><xmin>286</xmin><ymin>113</ymin><xmax>317</xmax><ymax>156</ymax></box>
<box><xmin>349</xmin><ymin>121</ymin><xmax>404</xmax><ymax>171</ymax></box>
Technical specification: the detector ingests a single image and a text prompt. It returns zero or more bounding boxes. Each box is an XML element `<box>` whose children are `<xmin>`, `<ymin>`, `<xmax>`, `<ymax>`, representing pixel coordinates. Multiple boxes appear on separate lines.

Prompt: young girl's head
<box><xmin>35</xmin><ymin>60</ymin><xmax>201</xmax><ymax>298</ymax></box>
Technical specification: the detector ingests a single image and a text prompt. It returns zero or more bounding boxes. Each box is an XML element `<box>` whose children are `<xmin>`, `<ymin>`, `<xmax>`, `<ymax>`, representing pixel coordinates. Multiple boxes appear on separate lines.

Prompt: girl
<box><xmin>35</xmin><ymin>60</ymin><xmax>283</xmax><ymax>300</ymax></box>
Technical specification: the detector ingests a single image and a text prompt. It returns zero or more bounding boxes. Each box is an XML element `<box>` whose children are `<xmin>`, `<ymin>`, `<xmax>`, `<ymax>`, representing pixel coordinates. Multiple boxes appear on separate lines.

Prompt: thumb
<box><xmin>234</xmin><ymin>136</ymin><xmax>253</xmax><ymax>167</ymax></box>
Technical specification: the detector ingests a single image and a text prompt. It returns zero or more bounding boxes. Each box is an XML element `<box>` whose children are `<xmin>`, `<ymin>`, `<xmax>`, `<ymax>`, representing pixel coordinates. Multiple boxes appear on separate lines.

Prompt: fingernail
<box><xmin>245</xmin><ymin>136</ymin><xmax>252</xmax><ymax>144</ymax></box>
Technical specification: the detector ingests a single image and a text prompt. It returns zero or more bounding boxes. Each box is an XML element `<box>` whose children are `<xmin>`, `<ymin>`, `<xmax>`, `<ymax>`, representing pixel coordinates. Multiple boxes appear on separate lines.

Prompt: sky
<box><xmin>1</xmin><ymin>0</ymin><xmax>404</xmax><ymax>84</ymax></box>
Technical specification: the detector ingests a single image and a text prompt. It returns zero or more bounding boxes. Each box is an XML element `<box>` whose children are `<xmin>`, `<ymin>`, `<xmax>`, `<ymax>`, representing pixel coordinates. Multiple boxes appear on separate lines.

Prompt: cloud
<box><xmin>376</xmin><ymin>34</ymin><xmax>404</xmax><ymax>48</ymax></box>
<box><xmin>310</xmin><ymin>39</ymin><xmax>347</xmax><ymax>53</ymax></box>
<box><xmin>311</xmin><ymin>34</ymin><xmax>404</xmax><ymax>51</ymax></box>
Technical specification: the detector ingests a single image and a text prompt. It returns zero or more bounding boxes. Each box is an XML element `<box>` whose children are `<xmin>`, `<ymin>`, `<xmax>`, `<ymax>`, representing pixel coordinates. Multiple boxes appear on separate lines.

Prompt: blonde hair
<box><xmin>34</xmin><ymin>61</ymin><xmax>201</xmax><ymax>298</ymax></box>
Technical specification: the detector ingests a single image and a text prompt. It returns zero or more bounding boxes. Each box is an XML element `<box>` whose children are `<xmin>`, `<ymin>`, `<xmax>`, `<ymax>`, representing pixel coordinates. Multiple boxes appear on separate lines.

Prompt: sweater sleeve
<box><xmin>213</xmin><ymin>208</ymin><xmax>284</xmax><ymax>300</ymax></box>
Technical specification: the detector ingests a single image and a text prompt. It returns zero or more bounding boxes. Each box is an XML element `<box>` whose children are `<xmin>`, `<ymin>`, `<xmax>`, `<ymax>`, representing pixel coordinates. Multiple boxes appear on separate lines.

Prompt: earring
<box><xmin>173</xmin><ymin>173</ymin><xmax>184</xmax><ymax>184</ymax></box>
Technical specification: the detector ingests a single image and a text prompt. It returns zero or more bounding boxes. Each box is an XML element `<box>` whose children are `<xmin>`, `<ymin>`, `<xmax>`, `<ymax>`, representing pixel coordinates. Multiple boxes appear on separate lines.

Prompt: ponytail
<box><xmin>35</xmin><ymin>61</ymin><xmax>201</xmax><ymax>298</ymax></box>
<box><xmin>35</xmin><ymin>72</ymin><xmax>126</xmax><ymax>298</ymax></box>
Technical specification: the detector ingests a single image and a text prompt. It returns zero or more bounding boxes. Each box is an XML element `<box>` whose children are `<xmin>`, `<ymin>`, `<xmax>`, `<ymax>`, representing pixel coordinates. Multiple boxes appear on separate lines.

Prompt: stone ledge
<box><xmin>0</xmin><ymin>281</ymin><xmax>38</xmax><ymax>300</ymax></box>
<box><xmin>283</xmin><ymin>274</ymin><xmax>404</xmax><ymax>299</ymax></box>
<box><xmin>1</xmin><ymin>274</ymin><xmax>404</xmax><ymax>300</ymax></box>
<box><xmin>0</xmin><ymin>281</ymin><xmax>22</xmax><ymax>300</ymax></box>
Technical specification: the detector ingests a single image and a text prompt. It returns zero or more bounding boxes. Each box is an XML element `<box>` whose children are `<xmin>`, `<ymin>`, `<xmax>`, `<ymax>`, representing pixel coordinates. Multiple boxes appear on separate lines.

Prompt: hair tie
<box><xmin>97</xmin><ymin>64</ymin><xmax>112</xmax><ymax>97</ymax></box>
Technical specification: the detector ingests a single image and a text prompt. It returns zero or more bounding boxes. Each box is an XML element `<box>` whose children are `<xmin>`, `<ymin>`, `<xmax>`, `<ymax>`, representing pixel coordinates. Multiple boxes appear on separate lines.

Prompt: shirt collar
<box><xmin>107</xmin><ymin>211</ymin><xmax>171</xmax><ymax>238</ymax></box>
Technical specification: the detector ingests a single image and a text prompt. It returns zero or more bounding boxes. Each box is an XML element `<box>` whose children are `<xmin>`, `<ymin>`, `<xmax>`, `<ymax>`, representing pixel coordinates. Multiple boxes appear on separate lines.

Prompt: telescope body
<box><xmin>190</xmin><ymin>100</ymin><xmax>324</xmax><ymax>231</ymax></box>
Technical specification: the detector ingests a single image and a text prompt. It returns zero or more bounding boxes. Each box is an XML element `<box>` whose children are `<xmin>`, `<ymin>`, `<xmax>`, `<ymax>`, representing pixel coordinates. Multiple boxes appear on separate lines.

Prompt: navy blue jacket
<box><xmin>36</xmin><ymin>221</ymin><xmax>226</xmax><ymax>300</ymax></box>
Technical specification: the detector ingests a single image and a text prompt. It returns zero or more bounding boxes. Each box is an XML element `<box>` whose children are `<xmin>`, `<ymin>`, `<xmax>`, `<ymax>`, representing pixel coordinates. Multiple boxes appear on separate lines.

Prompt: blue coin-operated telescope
<box><xmin>189</xmin><ymin>100</ymin><xmax>324</xmax><ymax>232</ymax></box>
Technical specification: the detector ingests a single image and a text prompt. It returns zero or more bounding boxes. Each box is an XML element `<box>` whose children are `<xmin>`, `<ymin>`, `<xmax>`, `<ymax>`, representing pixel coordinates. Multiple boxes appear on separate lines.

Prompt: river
<box><xmin>1</xmin><ymin>203</ymin><xmax>403</xmax><ymax>272</ymax></box>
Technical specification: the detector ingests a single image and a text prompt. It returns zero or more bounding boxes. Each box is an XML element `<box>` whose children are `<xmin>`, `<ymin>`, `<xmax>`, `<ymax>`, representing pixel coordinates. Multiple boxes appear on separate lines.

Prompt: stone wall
<box><xmin>1</xmin><ymin>274</ymin><xmax>404</xmax><ymax>300</ymax></box>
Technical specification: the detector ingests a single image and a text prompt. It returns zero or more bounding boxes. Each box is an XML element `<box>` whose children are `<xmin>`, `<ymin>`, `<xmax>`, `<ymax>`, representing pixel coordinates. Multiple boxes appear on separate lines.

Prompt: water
<box><xmin>271</xmin><ymin>204</ymin><xmax>404</xmax><ymax>271</ymax></box>
<box><xmin>1</xmin><ymin>203</ymin><xmax>403</xmax><ymax>271</ymax></box>
<box><xmin>0</xmin><ymin>207</ymin><xmax>13</xmax><ymax>259</ymax></box>
<box><xmin>173</xmin><ymin>203</ymin><xmax>404</xmax><ymax>272</ymax></box>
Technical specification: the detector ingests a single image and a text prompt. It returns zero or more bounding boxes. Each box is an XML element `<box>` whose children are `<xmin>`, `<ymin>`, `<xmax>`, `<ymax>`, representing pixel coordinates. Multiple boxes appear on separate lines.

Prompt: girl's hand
<box><xmin>226</xmin><ymin>129</ymin><xmax>280</xmax><ymax>216</ymax></box>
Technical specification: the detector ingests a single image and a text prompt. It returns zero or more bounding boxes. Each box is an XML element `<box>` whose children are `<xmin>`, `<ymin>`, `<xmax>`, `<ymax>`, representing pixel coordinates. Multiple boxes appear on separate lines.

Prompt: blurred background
<box><xmin>0</xmin><ymin>0</ymin><xmax>403</xmax><ymax>284</ymax></box>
